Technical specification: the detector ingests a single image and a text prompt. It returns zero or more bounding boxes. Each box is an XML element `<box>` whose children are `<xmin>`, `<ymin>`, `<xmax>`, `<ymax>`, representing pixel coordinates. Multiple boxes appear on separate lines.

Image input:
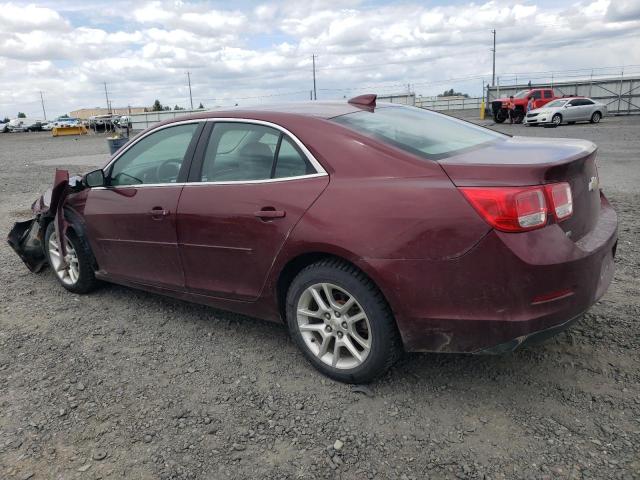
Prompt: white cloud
<box><xmin>1</xmin><ymin>0</ymin><xmax>639</xmax><ymax>118</ymax></box>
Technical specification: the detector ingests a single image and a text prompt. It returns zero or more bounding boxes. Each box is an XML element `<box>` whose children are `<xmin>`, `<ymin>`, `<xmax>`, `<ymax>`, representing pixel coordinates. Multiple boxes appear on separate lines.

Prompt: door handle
<box><xmin>254</xmin><ymin>208</ymin><xmax>286</xmax><ymax>220</ymax></box>
<box><xmin>149</xmin><ymin>207</ymin><xmax>170</xmax><ymax>218</ymax></box>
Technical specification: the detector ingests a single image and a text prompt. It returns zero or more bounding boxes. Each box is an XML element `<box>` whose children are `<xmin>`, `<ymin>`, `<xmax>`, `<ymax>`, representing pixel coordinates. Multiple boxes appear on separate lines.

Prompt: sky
<box><xmin>1</xmin><ymin>0</ymin><xmax>640</xmax><ymax>119</ymax></box>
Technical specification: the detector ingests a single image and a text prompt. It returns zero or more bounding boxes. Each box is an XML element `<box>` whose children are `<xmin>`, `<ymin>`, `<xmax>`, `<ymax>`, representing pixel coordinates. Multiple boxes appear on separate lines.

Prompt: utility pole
<box><xmin>312</xmin><ymin>54</ymin><xmax>317</xmax><ymax>100</ymax></box>
<box><xmin>39</xmin><ymin>91</ymin><xmax>47</xmax><ymax>120</ymax></box>
<box><xmin>491</xmin><ymin>29</ymin><xmax>496</xmax><ymax>86</ymax></box>
<box><xmin>104</xmin><ymin>82</ymin><xmax>112</xmax><ymax>114</ymax></box>
<box><xmin>187</xmin><ymin>71</ymin><xmax>194</xmax><ymax>110</ymax></box>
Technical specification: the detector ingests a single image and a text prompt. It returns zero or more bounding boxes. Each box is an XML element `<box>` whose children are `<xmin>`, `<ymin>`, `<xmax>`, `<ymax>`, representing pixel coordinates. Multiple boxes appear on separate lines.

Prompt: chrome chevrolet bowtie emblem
<box><xmin>588</xmin><ymin>176</ymin><xmax>599</xmax><ymax>192</ymax></box>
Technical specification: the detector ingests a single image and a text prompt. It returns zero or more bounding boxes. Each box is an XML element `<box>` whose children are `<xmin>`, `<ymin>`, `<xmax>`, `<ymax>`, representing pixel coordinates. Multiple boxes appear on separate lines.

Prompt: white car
<box><xmin>525</xmin><ymin>97</ymin><xmax>607</xmax><ymax>127</ymax></box>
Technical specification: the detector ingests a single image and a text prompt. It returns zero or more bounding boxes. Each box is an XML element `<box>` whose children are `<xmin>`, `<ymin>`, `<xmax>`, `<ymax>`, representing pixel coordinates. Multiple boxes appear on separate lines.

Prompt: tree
<box><xmin>198</xmin><ymin>102</ymin><xmax>204</xmax><ymax>109</ymax></box>
<box><xmin>437</xmin><ymin>88</ymin><xmax>469</xmax><ymax>98</ymax></box>
<box><xmin>174</xmin><ymin>105</ymin><xmax>184</xmax><ymax>110</ymax></box>
<box><xmin>2</xmin><ymin>117</ymin><xmax>9</xmax><ymax>123</ymax></box>
<box><xmin>17</xmin><ymin>112</ymin><xmax>26</xmax><ymax>118</ymax></box>
<box><xmin>151</xmin><ymin>100</ymin><xmax>163</xmax><ymax>111</ymax></box>
<box><xmin>163</xmin><ymin>106</ymin><xmax>171</xmax><ymax>111</ymax></box>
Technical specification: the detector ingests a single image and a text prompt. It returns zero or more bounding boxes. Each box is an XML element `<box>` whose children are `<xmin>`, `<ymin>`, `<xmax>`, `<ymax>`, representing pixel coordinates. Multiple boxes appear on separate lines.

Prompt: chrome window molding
<box><xmin>91</xmin><ymin>172</ymin><xmax>327</xmax><ymax>190</ymax></box>
<box><xmin>100</xmin><ymin>117</ymin><xmax>328</xmax><ymax>186</ymax></box>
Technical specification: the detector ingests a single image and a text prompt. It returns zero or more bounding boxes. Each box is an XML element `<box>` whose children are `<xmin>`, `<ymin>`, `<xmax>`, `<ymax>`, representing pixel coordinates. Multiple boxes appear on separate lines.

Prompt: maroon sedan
<box><xmin>8</xmin><ymin>95</ymin><xmax>617</xmax><ymax>383</ymax></box>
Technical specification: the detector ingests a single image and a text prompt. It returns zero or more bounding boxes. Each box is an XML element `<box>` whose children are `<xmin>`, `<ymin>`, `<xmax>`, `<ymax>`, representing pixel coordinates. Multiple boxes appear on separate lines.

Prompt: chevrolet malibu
<box><xmin>8</xmin><ymin>95</ymin><xmax>617</xmax><ymax>383</ymax></box>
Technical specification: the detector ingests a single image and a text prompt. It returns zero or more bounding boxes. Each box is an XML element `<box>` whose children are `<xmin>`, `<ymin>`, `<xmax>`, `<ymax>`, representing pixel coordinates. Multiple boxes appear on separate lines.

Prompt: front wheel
<box><xmin>44</xmin><ymin>222</ymin><xmax>98</xmax><ymax>294</ymax></box>
<box><xmin>493</xmin><ymin>109</ymin><xmax>507</xmax><ymax>123</ymax></box>
<box><xmin>590</xmin><ymin>111</ymin><xmax>602</xmax><ymax>123</ymax></box>
<box><xmin>552</xmin><ymin>113</ymin><xmax>562</xmax><ymax>127</ymax></box>
<box><xmin>286</xmin><ymin>259</ymin><xmax>401</xmax><ymax>383</ymax></box>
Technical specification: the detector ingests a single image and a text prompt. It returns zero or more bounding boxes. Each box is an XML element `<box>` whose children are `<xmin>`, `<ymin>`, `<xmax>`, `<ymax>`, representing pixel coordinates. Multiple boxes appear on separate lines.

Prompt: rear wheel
<box><xmin>513</xmin><ymin>110</ymin><xmax>525</xmax><ymax>124</ymax></box>
<box><xmin>552</xmin><ymin>113</ymin><xmax>562</xmax><ymax>127</ymax></box>
<box><xmin>590</xmin><ymin>111</ymin><xmax>601</xmax><ymax>123</ymax></box>
<box><xmin>286</xmin><ymin>259</ymin><xmax>401</xmax><ymax>383</ymax></box>
<box><xmin>44</xmin><ymin>222</ymin><xmax>98</xmax><ymax>294</ymax></box>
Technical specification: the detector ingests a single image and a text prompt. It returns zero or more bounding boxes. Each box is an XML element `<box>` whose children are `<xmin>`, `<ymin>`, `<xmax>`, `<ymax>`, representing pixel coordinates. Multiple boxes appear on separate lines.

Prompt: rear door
<box><xmin>176</xmin><ymin>120</ymin><xmax>329</xmax><ymax>300</ymax></box>
<box><xmin>84</xmin><ymin>121</ymin><xmax>203</xmax><ymax>288</ymax></box>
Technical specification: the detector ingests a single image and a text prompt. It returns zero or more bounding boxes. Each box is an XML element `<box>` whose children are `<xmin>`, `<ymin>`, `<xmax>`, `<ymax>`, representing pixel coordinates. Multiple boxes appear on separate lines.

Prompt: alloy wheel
<box><xmin>296</xmin><ymin>283</ymin><xmax>372</xmax><ymax>369</ymax></box>
<box><xmin>48</xmin><ymin>231</ymin><xmax>80</xmax><ymax>286</ymax></box>
<box><xmin>553</xmin><ymin>114</ymin><xmax>562</xmax><ymax>126</ymax></box>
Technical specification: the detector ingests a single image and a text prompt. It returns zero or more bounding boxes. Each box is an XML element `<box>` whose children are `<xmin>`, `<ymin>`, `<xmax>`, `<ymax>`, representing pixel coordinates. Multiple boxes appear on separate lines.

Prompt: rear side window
<box><xmin>274</xmin><ymin>137</ymin><xmax>312</xmax><ymax>178</ymax></box>
<box><xmin>201</xmin><ymin>122</ymin><xmax>314</xmax><ymax>182</ymax></box>
<box><xmin>332</xmin><ymin>106</ymin><xmax>504</xmax><ymax>159</ymax></box>
<box><xmin>544</xmin><ymin>90</ymin><xmax>553</xmax><ymax>98</ymax></box>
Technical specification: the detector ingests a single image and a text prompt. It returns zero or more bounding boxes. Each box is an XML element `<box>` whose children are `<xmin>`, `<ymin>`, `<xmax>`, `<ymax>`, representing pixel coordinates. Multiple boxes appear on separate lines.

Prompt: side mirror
<box><xmin>84</xmin><ymin>169</ymin><xmax>105</xmax><ymax>188</ymax></box>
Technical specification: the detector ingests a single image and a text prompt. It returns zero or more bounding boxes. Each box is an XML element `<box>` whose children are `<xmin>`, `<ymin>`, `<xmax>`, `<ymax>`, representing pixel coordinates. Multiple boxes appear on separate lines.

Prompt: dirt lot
<box><xmin>1</xmin><ymin>116</ymin><xmax>639</xmax><ymax>480</ymax></box>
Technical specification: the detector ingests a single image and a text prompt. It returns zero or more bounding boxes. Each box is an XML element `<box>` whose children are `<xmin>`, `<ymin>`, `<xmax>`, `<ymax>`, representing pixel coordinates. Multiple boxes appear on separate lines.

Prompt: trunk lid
<box><xmin>440</xmin><ymin>136</ymin><xmax>600</xmax><ymax>241</ymax></box>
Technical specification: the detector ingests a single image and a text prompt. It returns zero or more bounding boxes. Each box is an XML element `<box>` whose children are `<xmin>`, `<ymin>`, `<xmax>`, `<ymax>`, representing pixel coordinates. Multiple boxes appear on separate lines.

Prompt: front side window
<box><xmin>544</xmin><ymin>90</ymin><xmax>553</xmax><ymax>98</ymax></box>
<box><xmin>332</xmin><ymin>106</ymin><xmax>505</xmax><ymax>159</ymax></box>
<box><xmin>109</xmin><ymin>123</ymin><xmax>199</xmax><ymax>186</ymax></box>
<box><xmin>201</xmin><ymin>123</ymin><xmax>314</xmax><ymax>181</ymax></box>
<box><xmin>531</xmin><ymin>91</ymin><xmax>542</xmax><ymax>99</ymax></box>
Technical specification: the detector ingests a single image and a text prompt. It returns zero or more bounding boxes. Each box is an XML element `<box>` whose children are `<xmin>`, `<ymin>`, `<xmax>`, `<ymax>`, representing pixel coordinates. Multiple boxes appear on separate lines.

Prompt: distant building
<box><xmin>69</xmin><ymin>107</ymin><xmax>146</xmax><ymax>119</ymax></box>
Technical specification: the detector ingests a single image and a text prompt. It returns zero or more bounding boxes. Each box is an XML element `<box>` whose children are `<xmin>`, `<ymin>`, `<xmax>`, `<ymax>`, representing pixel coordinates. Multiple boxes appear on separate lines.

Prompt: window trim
<box><xmin>97</xmin><ymin>117</ymin><xmax>327</xmax><ymax>189</ymax></box>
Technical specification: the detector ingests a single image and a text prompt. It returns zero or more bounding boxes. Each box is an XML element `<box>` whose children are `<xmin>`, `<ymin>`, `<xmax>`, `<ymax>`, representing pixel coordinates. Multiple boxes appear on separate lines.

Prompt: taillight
<box><xmin>460</xmin><ymin>186</ymin><xmax>547</xmax><ymax>232</ymax></box>
<box><xmin>545</xmin><ymin>182</ymin><xmax>572</xmax><ymax>221</ymax></box>
<box><xmin>461</xmin><ymin>182</ymin><xmax>573</xmax><ymax>232</ymax></box>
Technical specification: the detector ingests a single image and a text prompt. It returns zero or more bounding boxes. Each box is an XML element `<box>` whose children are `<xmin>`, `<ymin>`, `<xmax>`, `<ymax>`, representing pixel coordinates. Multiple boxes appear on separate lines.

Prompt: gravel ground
<box><xmin>0</xmin><ymin>117</ymin><xmax>639</xmax><ymax>480</ymax></box>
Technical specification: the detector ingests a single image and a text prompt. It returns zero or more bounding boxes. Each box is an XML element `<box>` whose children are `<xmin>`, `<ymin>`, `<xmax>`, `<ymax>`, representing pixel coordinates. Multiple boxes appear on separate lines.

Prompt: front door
<box><xmin>84</xmin><ymin>122</ymin><xmax>202</xmax><ymax>288</ymax></box>
<box><xmin>177</xmin><ymin>121</ymin><xmax>329</xmax><ymax>300</ymax></box>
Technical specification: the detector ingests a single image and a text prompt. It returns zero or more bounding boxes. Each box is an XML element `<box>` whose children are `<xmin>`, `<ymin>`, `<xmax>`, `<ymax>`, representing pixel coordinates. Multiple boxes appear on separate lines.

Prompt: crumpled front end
<box><xmin>7</xmin><ymin>169</ymin><xmax>72</xmax><ymax>273</ymax></box>
<box><xmin>7</xmin><ymin>217</ymin><xmax>48</xmax><ymax>272</ymax></box>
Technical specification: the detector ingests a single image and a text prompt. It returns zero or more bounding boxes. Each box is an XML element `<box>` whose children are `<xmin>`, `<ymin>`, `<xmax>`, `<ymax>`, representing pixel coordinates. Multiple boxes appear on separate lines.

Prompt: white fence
<box><xmin>416</xmin><ymin>96</ymin><xmax>482</xmax><ymax>111</ymax></box>
<box><xmin>129</xmin><ymin>109</ymin><xmax>206</xmax><ymax>131</ymax></box>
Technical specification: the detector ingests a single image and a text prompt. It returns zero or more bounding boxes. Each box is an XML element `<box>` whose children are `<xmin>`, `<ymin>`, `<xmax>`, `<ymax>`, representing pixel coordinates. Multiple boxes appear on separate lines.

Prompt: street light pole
<box><xmin>491</xmin><ymin>29</ymin><xmax>496</xmax><ymax>86</ymax></box>
<box><xmin>187</xmin><ymin>71</ymin><xmax>194</xmax><ymax>110</ymax></box>
<box><xmin>39</xmin><ymin>91</ymin><xmax>47</xmax><ymax>120</ymax></box>
<box><xmin>312</xmin><ymin>54</ymin><xmax>317</xmax><ymax>100</ymax></box>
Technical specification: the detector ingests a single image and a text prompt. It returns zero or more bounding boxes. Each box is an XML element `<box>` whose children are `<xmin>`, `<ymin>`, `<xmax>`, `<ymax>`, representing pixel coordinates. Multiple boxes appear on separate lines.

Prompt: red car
<box><xmin>8</xmin><ymin>95</ymin><xmax>617</xmax><ymax>383</ymax></box>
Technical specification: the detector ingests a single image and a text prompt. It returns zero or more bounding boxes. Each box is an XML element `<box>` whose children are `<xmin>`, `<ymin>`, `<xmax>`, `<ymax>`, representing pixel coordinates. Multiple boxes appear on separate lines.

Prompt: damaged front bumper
<box><xmin>7</xmin><ymin>218</ymin><xmax>48</xmax><ymax>272</ymax></box>
<box><xmin>7</xmin><ymin>168</ymin><xmax>76</xmax><ymax>274</ymax></box>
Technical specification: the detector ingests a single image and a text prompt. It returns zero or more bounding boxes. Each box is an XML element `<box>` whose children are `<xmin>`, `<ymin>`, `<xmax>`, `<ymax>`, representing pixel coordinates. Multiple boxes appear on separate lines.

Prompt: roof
<box><xmin>146</xmin><ymin>98</ymin><xmax>402</xmax><ymax>133</ymax></box>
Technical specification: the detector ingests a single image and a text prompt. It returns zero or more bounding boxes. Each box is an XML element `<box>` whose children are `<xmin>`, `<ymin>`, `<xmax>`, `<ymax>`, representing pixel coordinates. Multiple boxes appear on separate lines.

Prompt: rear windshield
<box><xmin>332</xmin><ymin>105</ymin><xmax>505</xmax><ymax>159</ymax></box>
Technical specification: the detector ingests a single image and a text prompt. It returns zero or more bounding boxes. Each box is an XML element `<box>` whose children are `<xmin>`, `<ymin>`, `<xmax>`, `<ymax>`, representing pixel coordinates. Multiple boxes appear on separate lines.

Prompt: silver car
<box><xmin>525</xmin><ymin>97</ymin><xmax>606</xmax><ymax>127</ymax></box>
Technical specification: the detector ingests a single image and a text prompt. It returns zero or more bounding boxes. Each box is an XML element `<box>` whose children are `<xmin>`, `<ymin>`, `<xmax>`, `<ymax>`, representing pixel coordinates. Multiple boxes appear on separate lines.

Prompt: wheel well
<box><xmin>276</xmin><ymin>252</ymin><xmax>390</xmax><ymax>322</ymax></box>
<box><xmin>593</xmin><ymin>110</ymin><xmax>602</xmax><ymax>116</ymax></box>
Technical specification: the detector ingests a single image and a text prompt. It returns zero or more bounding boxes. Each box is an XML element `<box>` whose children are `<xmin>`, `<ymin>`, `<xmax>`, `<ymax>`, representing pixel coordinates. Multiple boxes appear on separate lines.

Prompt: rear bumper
<box><xmin>367</xmin><ymin>194</ymin><xmax>617</xmax><ymax>353</ymax></box>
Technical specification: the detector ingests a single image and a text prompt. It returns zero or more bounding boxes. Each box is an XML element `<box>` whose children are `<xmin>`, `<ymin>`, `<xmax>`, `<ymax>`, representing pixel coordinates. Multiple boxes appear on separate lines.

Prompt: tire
<box><xmin>44</xmin><ymin>221</ymin><xmax>98</xmax><ymax>294</ymax></box>
<box><xmin>590</xmin><ymin>111</ymin><xmax>601</xmax><ymax>123</ymax></box>
<box><xmin>285</xmin><ymin>259</ymin><xmax>401</xmax><ymax>383</ymax></box>
<box><xmin>552</xmin><ymin>113</ymin><xmax>562</xmax><ymax>127</ymax></box>
<box><xmin>493</xmin><ymin>110</ymin><xmax>507</xmax><ymax>123</ymax></box>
